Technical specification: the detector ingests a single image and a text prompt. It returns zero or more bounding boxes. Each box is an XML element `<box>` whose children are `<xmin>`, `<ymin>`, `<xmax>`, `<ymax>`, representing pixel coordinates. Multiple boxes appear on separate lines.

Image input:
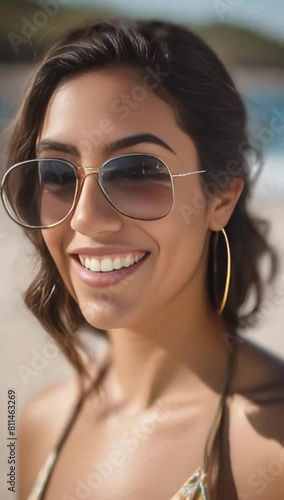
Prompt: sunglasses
<box><xmin>0</xmin><ymin>153</ymin><xmax>206</xmax><ymax>229</ymax></box>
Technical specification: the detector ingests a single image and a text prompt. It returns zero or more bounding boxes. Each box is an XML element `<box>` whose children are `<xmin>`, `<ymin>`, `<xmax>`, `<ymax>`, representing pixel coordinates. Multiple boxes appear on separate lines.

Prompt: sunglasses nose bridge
<box><xmin>83</xmin><ymin>167</ymin><xmax>100</xmax><ymax>176</ymax></box>
<box><xmin>78</xmin><ymin>166</ymin><xmax>100</xmax><ymax>190</ymax></box>
<box><xmin>74</xmin><ymin>166</ymin><xmax>104</xmax><ymax>209</ymax></box>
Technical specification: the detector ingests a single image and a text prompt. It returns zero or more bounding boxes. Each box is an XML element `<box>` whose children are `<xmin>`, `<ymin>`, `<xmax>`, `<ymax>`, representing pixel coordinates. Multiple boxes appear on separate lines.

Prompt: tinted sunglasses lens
<box><xmin>100</xmin><ymin>155</ymin><xmax>173</xmax><ymax>219</ymax></box>
<box><xmin>2</xmin><ymin>160</ymin><xmax>76</xmax><ymax>227</ymax></box>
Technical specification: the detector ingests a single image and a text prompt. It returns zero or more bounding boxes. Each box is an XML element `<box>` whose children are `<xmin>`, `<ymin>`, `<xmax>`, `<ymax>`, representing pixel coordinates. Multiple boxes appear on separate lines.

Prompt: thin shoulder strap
<box><xmin>167</xmin><ymin>343</ymin><xmax>237</xmax><ymax>500</ymax></box>
<box><xmin>201</xmin><ymin>345</ymin><xmax>236</xmax><ymax>474</ymax></box>
<box><xmin>37</xmin><ymin>352</ymin><xmax>112</xmax><ymax>499</ymax></box>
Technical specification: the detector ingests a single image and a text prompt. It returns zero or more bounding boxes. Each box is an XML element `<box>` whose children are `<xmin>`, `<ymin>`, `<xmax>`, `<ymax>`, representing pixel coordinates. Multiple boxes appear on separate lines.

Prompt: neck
<box><xmin>103</xmin><ymin>293</ymin><xmax>232</xmax><ymax>416</ymax></box>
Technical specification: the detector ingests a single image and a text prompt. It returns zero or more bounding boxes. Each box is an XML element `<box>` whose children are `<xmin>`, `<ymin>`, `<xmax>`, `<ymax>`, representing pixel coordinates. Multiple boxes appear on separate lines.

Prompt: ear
<box><xmin>208</xmin><ymin>177</ymin><xmax>244</xmax><ymax>231</ymax></box>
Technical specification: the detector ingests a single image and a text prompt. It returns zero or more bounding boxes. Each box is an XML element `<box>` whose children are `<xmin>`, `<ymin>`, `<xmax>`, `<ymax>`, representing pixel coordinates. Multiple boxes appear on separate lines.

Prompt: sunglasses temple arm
<box><xmin>172</xmin><ymin>170</ymin><xmax>206</xmax><ymax>178</ymax></box>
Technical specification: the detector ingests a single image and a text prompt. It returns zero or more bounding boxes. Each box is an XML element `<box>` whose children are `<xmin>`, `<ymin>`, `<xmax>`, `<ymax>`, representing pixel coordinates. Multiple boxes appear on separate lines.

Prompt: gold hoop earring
<box><xmin>213</xmin><ymin>227</ymin><xmax>231</xmax><ymax>315</ymax></box>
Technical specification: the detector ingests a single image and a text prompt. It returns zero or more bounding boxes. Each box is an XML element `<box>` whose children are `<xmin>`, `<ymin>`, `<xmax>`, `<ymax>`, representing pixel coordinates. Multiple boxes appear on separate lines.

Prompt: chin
<box><xmin>77</xmin><ymin>297</ymin><xmax>126</xmax><ymax>330</ymax></box>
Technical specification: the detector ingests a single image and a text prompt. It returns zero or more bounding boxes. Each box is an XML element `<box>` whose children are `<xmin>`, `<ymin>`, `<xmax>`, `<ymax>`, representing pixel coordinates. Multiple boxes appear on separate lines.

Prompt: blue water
<box><xmin>242</xmin><ymin>89</ymin><xmax>284</xmax><ymax>157</ymax></box>
<box><xmin>240</xmin><ymin>88</ymin><xmax>284</xmax><ymax>198</ymax></box>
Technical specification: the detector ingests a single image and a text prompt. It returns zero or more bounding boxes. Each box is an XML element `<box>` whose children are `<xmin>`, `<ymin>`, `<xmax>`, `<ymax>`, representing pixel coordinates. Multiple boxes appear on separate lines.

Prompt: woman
<box><xmin>1</xmin><ymin>18</ymin><xmax>284</xmax><ymax>500</ymax></box>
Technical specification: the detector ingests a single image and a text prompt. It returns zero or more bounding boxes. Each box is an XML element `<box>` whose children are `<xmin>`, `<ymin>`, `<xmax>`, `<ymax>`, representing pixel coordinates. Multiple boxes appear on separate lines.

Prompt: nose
<box><xmin>70</xmin><ymin>171</ymin><xmax>123</xmax><ymax>236</ymax></box>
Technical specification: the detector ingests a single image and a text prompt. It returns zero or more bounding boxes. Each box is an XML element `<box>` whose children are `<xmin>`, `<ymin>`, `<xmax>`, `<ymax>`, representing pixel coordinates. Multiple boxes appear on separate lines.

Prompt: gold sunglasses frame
<box><xmin>0</xmin><ymin>152</ymin><xmax>206</xmax><ymax>229</ymax></box>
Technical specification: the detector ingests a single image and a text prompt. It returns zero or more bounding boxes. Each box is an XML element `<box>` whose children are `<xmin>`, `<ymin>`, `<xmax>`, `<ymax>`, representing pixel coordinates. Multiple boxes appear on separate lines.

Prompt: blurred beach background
<box><xmin>0</xmin><ymin>1</ymin><xmax>283</xmax><ymax>498</ymax></box>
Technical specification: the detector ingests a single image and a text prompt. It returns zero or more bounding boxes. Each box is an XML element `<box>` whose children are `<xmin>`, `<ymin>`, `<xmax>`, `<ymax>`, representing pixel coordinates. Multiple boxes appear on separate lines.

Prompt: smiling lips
<box><xmin>78</xmin><ymin>251</ymin><xmax>147</xmax><ymax>273</ymax></box>
<box><xmin>71</xmin><ymin>250</ymin><xmax>150</xmax><ymax>287</ymax></box>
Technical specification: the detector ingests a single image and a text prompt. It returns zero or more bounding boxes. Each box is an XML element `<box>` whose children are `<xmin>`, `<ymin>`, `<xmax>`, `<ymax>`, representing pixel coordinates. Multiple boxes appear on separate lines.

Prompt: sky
<box><xmin>69</xmin><ymin>0</ymin><xmax>284</xmax><ymax>42</ymax></box>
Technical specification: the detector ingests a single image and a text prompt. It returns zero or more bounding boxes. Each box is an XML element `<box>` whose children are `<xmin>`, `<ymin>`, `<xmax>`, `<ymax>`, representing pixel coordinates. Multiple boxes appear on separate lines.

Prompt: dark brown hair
<box><xmin>3</xmin><ymin>18</ymin><xmax>278</xmax><ymax>383</ymax></box>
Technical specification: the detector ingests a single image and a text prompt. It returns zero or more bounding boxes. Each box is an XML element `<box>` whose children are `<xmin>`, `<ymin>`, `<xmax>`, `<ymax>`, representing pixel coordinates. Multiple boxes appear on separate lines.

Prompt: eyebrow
<box><xmin>35</xmin><ymin>133</ymin><xmax>176</xmax><ymax>158</ymax></box>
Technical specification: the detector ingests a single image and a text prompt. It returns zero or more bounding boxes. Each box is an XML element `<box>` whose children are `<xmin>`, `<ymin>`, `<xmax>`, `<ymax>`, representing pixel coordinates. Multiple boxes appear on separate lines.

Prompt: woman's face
<box><xmin>37</xmin><ymin>67</ymin><xmax>240</xmax><ymax>330</ymax></box>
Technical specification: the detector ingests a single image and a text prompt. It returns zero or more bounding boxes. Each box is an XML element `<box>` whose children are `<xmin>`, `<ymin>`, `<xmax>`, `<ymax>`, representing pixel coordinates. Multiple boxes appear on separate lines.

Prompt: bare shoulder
<box><xmin>19</xmin><ymin>372</ymin><xmax>82</xmax><ymax>439</ymax></box>
<box><xmin>221</xmin><ymin>338</ymin><xmax>284</xmax><ymax>499</ymax></box>
<box><xmin>232</xmin><ymin>337</ymin><xmax>284</xmax><ymax>399</ymax></box>
<box><xmin>17</xmin><ymin>352</ymin><xmax>108</xmax><ymax>500</ymax></box>
<box><xmin>18</xmin><ymin>373</ymin><xmax>81</xmax><ymax>500</ymax></box>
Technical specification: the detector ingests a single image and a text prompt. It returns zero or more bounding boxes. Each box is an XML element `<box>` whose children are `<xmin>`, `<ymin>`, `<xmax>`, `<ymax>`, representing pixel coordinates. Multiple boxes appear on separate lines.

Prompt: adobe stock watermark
<box><xmin>223</xmin><ymin>280</ymin><xmax>284</xmax><ymax>353</ymax></box>
<box><xmin>213</xmin><ymin>0</ymin><xmax>243</xmax><ymax>20</ymax></box>
<box><xmin>26</xmin><ymin>27</ymin><xmax>62</xmax><ymax>61</ymax></box>
<box><xmin>178</xmin><ymin>160</ymin><xmax>243</xmax><ymax>225</ymax></box>
<box><xmin>241</xmin><ymin>104</ymin><xmax>284</xmax><ymax>194</ymax></box>
<box><xmin>178</xmin><ymin>101</ymin><xmax>284</xmax><ymax>226</ymax></box>
<box><xmin>238</xmin><ymin>442</ymin><xmax>284</xmax><ymax>499</ymax></box>
<box><xmin>17</xmin><ymin>341</ymin><xmax>60</xmax><ymax>385</ymax></box>
<box><xmin>41</xmin><ymin>62</ymin><xmax>169</xmax><ymax>164</ymax></box>
<box><xmin>60</xmin><ymin>398</ymin><xmax>172</xmax><ymax>499</ymax></box>
<box><xmin>78</xmin><ymin>64</ymin><xmax>170</xmax><ymax>157</ymax></box>
<box><xmin>248</xmin><ymin>105</ymin><xmax>284</xmax><ymax>153</ymax></box>
<box><xmin>7</xmin><ymin>0</ymin><xmax>69</xmax><ymax>55</ymax></box>
<box><xmin>253</xmin><ymin>285</ymin><xmax>284</xmax><ymax>328</ymax></box>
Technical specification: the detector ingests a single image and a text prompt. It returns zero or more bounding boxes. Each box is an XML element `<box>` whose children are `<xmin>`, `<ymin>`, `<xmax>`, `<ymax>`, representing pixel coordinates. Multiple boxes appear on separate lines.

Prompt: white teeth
<box><xmin>78</xmin><ymin>252</ymin><xmax>146</xmax><ymax>273</ymax></box>
<box><xmin>90</xmin><ymin>258</ymin><xmax>100</xmax><ymax>272</ymax></box>
<box><xmin>113</xmin><ymin>257</ymin><xmax>123</xmax><ymax>270</ymax></box>
<box><xmin>124</xmin><ymin>255</ymin><xmax>134</xmax><ymax>267</ymax></box>
<box><xmin>100</xmin><ymin>258</ymin><xmax>114</xmax><ymax>272</ymax></box>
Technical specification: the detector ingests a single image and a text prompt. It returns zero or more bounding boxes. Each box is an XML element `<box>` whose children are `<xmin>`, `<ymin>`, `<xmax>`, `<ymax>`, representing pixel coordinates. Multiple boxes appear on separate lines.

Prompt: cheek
<box><xmin>41</xmin><ymin>227</ymin><xmax>62</xmax><ymax>261</ymax></box>
<box><xmin>152</xmin><ymin>206</ymin><xmax>207</xmax><ymax>281</ymax></box>
<box><xmin>176</xmin><ymin>179</ymin><xmax>208</xmax><ymax>225</ymax></box>
<box><xmin>41</xmin><ymin>228</ymin><xmax>71</xmax><ymax>287</ymax></box>
<box><xmin>152</xmin><ymin>182</ymin><xmax>208</xmax><ymax>284</ymax></box>
<box><xmin>171</xmin><ymin>177</ymin><xmax>208</xmax><ymax>236</ymax></box>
